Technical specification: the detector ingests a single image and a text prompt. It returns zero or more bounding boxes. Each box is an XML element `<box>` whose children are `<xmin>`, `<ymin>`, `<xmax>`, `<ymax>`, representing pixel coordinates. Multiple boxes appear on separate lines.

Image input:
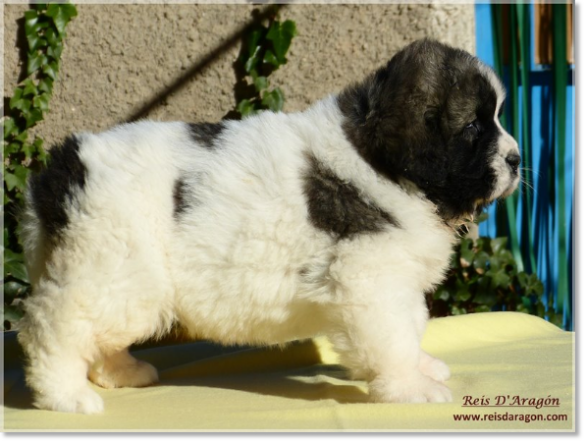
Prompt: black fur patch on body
<box><xmin>188</xmin><ymin>122</ymin><xmax>225</xmax><ymax>149</ymax></box>
<box><xmin>172</xmin><ymin>178</ymin><xmax>189</xmax><ymax>219</ymax></box>
<box><xmin>303</xmin><ymin>154</ymin><xmax>399</xmax><ymax>239</ymax></box>
<box><xmin>29</xmin><ymin>136</ymin><xmax>87</xmax><ymax>240</ymax></box>
<box><xmin>337</xmin><ymin>39</ymin><xmax>502</xmax><ymax>222</ymax></box>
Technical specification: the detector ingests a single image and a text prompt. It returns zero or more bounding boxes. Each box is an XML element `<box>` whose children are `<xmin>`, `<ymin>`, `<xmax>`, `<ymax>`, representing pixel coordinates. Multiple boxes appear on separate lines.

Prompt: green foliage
<box><xmin>3</xmin><ymin>3</ymin><xmax>77</xmax><ymax>330</ymax></box>
<box><xmin>234</xmin><ymin>9</ymin><xmax>297</xmax><ymax>118</ymax></box>
<box><xmin>428</xmin><ymin>235</ymin><xmax>561</xmax><ymax>327</ymax></box>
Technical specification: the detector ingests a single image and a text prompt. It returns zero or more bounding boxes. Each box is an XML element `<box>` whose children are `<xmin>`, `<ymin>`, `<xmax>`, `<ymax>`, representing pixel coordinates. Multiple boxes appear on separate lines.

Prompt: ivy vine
<box><xmin>3</xmin><ymin>3</ymin><xmax>78</xmax><ymax>330</ymax></box>
<box><xmin>233</xmin><ymin>8</ymin><xmax>297</xmax><ymax>117</ymax></box>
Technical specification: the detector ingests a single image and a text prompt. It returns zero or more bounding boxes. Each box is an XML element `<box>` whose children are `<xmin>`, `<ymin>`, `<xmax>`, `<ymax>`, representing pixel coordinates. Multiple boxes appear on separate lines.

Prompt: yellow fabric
<box><xmin>2</xmin><ymin>312</ymin><xmax>574</xmax><ymax>431</ymax></box>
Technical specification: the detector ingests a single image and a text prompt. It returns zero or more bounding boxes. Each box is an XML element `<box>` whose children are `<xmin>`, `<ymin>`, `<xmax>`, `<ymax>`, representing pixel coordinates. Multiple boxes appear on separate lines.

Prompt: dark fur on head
<box><xmin>337</xmin><ymin>39</ymin><xmax>504</xmax><ymax>222</ymax></box>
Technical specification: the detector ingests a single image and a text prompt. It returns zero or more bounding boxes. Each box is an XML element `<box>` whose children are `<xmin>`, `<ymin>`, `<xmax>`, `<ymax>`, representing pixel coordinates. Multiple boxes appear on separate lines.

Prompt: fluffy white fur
<box><xmin>18</xmin><ymin>70</ymin><xmax>519</xmax><ymax>413</ymax></box>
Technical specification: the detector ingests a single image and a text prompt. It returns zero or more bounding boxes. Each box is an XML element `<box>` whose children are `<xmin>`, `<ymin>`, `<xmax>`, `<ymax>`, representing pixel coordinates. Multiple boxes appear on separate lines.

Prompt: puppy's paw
<box><xmin>419</xmin><ymin>351</ymin><xmax>451</xmax><ymax>382</ymax></box>
<box><xmin>369</xmin><ymin>373</ymin><xmax>452</xmax><ymax>404</ymax></box>
<box><xmin>90</xmin><ymin>358</ymin><xmax>158</xmax><ymax>389</ymax></box>
<box><xmin>34</xmin><ymin>386</ymin><xmax>104</xmax><ymax>414</ymax></box>
<box><xmin>116</xmin><ymin>359</ymin><xmax>159</xmax><ymax>387</ymax></box>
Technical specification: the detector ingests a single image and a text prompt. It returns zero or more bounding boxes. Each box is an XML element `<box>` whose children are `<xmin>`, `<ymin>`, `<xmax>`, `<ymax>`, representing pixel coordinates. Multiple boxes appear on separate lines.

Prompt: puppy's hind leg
<box><xmin>17</xmin><ymin>283</ymin><xmax>104</xmax><ymax>414</ymax></box>
<box><xmin>89</xmin><ymin>348</ymin><xmax>158</xmax><ymax>389</ymax></box>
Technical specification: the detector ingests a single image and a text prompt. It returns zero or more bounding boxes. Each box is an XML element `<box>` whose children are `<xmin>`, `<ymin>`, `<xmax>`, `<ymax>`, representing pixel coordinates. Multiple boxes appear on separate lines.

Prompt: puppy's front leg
<box><xmin>329</xmin><ymin>269</ymin><xmax>452</xmax><ymax>404</ymax></box>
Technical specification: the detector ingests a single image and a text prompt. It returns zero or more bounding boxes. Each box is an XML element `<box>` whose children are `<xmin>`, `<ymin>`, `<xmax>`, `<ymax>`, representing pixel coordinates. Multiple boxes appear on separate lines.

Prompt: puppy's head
<box><xmin>338</xmin><ymin>39</ymin><xmax>520</xmax><ymax>222</ymax></box>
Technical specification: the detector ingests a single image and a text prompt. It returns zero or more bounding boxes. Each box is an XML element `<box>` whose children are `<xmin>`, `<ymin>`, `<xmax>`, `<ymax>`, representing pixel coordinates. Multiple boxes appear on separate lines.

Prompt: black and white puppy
<box><xmin>18</xmin><ymin>39</ymin><xmax>520</xmax><ymax>414</ymax></box>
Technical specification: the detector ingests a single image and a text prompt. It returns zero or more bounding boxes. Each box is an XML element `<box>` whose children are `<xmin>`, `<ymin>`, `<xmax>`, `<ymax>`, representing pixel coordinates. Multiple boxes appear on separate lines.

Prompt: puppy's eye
<box><xmin>464</xmin><ymin>120</ymin><xmax>480</xmax><ymax>137</ymax></box>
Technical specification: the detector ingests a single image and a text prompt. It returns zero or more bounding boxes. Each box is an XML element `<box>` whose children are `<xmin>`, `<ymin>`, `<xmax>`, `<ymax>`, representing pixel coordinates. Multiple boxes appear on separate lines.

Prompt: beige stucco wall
<box><xmin>3</xmin><ymin>2</ymin><xmax>475</xmax><ymax>148</ymax></box>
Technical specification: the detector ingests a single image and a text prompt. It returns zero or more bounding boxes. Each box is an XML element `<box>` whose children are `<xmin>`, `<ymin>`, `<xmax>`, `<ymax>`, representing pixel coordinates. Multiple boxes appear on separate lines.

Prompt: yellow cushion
<box><xmin>2</xmin><ymin>312</ymin><xmax>574</xmax><ymax>431</ymax></box>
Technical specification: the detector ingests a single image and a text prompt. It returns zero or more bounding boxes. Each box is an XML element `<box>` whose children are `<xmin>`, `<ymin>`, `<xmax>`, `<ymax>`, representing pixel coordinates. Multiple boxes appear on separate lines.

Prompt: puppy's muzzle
<box><xmin>506</xmin><ymin>153</ymin><xmax>521</xmax><ymax>175</ymax></box>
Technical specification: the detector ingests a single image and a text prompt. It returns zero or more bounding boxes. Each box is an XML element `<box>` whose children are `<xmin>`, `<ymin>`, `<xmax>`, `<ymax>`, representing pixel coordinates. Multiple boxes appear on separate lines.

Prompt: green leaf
<box><xmin>5</xmin><ymin>165</ymin><xmax>30</xmax><ymax>193</ymax></box>
<box><xmin>434</xmin><ymin>287</ymin><xmax>451</xmax><ymax>302</ymax></box>
<box><xmin>520</xmin><ymin>296</ymin><xmax>534</xmax><ymax>309</ymax></box>
<box><xmin>27</xmin><ymin>34</ymin><xmax>41</xmax><ymax>53</ymax></box>
<box><xmin>459</xmin><ymin>238</ymin><xmax>474</xmax><ymax>267</ymax></box>
<box><xmin>490</xmin><ymin>269</ymin><xmax>510</xmax><ymax>289</ymax></box>
<box><xmin>33</xmin><ymin>93</ymin><xmax>51</xmax><ymax>112</ymax></box>
<box><xmin>263</xmin><ymin>49</ymin><xmax>280</xmax><ymax>67</ymax></box>
<box><xmin>237</xmin><ymin>99</ymin><xmax>257</xmax><ymax>118</ymax></box>
<box><xmin>24</xmin><ymin>9</ymin><xmax>39</xmax><ymax>35</ymax></box>
<box><xmin>3</xmin><ymin>118</ymin><xmax>17</xmax><ymax>138</ymax></box>
<box><xmin>20</xmin><ymin>137</ymin><xmax>43</xmax><ymax>161</ymax></box>
<box><xmin>22</xmin><ymin>142</ymin><xmax>35</xmax><ymax>159</ymax></box>
<box><xmin>61</xmin><ymin>4</ymin><xmax>78</xmax><ymax>21</ymax></box>
<box><xmin>25</xmin><ymin>108</ymin><xmax>44</xmax><ymax>128</ymax></box>
<box><xmin>497</xmin><ymin>249</ymin><xmax>515</xmax><ymax>265</ymax></box>
<box><xmin>245</xmin><ymin>26</ymin><xmax>264</xmax><ymax>59</ymax></box>
<box><xmin>15</xmin><ymin>129</ymin><xmax>29</xmax><ymax>143</ymax></box>
<box><xmin>266</xmin><ymin>19</ymin><xmax>297</xmax><ymax>63</ymax></box>
<box><xmin>33</xmin><ymin>136</ymin><xmax>44</xmax><ymax>150</ymax></box>
<box><xmin>4</xmin><ymin>254</ymin><xmax>29</xmax><ymax>284</ymax></box>
<box><xmin>475</xmin><ymin>237</ymin><xmax>487</xmax><ymax>251</ymax></box>
<box><xmin>4</xmin><ymin>142</ymin><xmax>21</xmax><ymax>157</ymax></box>
<box><xmin>534</xmin><ymin>282</ymin><xmax>544</xmax><ymax>297</ymax></box>
<box><xmin>4</xmin><ymin>303</ymin><xmax>25</xmax><ymax>324</ymax></box>
<box><xmin>474</xmin><ymin>290</ymin><xmax>497</xmax><ymax>306</ymax></box>
<box><xmin>491</xmin><ymin>237</ymin><xmax>508</xmax><ymax>254</ymax></box>
<box><xmin>9</xmin><ymin>88</ymin><xmax>23</xmax><ymax>108</ymax></box>
<box><xmin>488</xmin><ymin>255</ymin><xmax>502</xmax><ymax>272</ymax></box>
<box><xmin>517</xmin><ymin>271</ymin><xmax>528</xmax><ymax>287</ymax></box>
<box><xmin>526</xmin><ymin>274</ymin><xmax>544</xmax><ymax>296</ymax></box>
<box><xmin>38</xmin><ymin>77</ymin><xmax>53</xmax><ymax>93</ymax></box>
<box><xmin>4</xmin><ymin>173</ymin><xmax>19</xmax><ymax>192</ymax></box>
<box><xmin>42</xmin><ymin>61</ymin><xmax>59</xmax><ymax>80</ymax></box>
<box><xmin>474</xmin><ymin>276</ymin><xmax>496</xmax><ymax>304</ymax></box>
<box><xmin>455</xmin><ymin>288</ymin><xmax>472</xmax><ymax>302</ymax></box>
<box><xmin>35</xmin><ymin>38</ymin><xmax>48</xmax><ymax>53</ymax></box>
<box><xmin>23</xmin><ymin>139</ymin><xmax>45</xmax><ymax>160</ymax></box>
<box><xmin>253</xmin><ymin>75</ymin><xmax>268</xmax><ymax>92</ymax></box>
<box><xmin>34</xmin><ymin>138</ymin><xmax>48</xmax><ymax>165</ymax></box>
<box><xmin>11</xmin><ymin>97</ymin><xmax>32</xmax><ymax>114</ymax></box>
<box><xmin>22</xmin><ymin>78</ymin><xmax>38</xmax><ymax>97</ymax></box>
<box><xmin>46</xmin><ymin>3</ymin><xmax>78</xmax><ymax>35</ymax></box>
<box><xmin>27</xmin><ymin>53</ymin><xmax>48</xmax><ymax>76</ymax></box>
<box><xmin>244</xmin><ymin>47</ymin><xmax>261</xmax><ymax>74</ymax></box>
<box><xmin>47</xmin><ymin>41</ymin><xmax>64</xmax><ymax>60</ymax></box>
<box><xmin>450</xmin><ymin>306</ymin><xmax>467</xmax><ymax>316</ymax></box>
<box><xmin>472</xmin><ymin>251</ymin><xmax>490</xmax><ymax>274</ymax></box>
<box><xmin>261</xmin><ymin>88</ymin><xmax>284</xmax><ymax>112</ymax></box>
<box><xmin>45</xmin><ymin>26</ymin><xmax>60</xmax><ymax>46</ymax></box>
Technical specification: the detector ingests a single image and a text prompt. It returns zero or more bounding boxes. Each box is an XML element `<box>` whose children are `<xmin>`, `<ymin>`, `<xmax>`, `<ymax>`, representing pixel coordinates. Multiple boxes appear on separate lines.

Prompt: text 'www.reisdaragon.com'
<box><xmin>453</xmin><ymin>412</ymin><xmax>569</xmax><ymax>424</ymax></box>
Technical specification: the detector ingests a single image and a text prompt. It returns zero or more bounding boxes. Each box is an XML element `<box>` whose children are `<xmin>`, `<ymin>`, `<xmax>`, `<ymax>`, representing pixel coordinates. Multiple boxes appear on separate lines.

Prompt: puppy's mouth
<box><xmin>497</xmin><ymin>172</ymin><xmax>521</xmax><ymax>199</ymax></box>
<box><xmin>486</xmin><ymin>164</ymin><xmax>521</xmax><ymax>203</ymax></box>
<box><xmin>500</xmin><ymin>179</ymin><xmax>520</xmax><ymax>199</ymax></box>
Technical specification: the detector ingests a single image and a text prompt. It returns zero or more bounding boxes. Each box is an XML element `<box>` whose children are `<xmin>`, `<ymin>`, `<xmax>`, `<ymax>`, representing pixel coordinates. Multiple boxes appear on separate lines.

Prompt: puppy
<box><xmin>17</xmin><ymin>39</ymin><xmax>520</xmax><ymax>414</ymax></box>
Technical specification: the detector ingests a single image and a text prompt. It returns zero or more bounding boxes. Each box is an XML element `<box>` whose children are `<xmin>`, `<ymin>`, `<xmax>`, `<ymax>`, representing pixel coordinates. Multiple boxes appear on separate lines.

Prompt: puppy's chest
<box><xmin>396</xmin><ymin>222</ymin><xmax>457</xmax><ymax>291</ymax></box>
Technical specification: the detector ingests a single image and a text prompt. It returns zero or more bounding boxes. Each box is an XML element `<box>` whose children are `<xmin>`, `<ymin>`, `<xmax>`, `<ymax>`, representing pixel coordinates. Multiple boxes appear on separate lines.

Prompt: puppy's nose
<box><xmin>506</xmin><ymin>153</ymin><xmax>521</xmax><ymax>174</ymax></box>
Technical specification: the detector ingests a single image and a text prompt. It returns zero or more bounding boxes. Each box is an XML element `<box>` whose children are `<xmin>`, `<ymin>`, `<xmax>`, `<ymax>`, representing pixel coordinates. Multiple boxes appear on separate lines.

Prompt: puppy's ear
<box><xmin>409</xmin><ymin>107</ymin><xmax>449</xmax><ymax>190</ymax></box>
